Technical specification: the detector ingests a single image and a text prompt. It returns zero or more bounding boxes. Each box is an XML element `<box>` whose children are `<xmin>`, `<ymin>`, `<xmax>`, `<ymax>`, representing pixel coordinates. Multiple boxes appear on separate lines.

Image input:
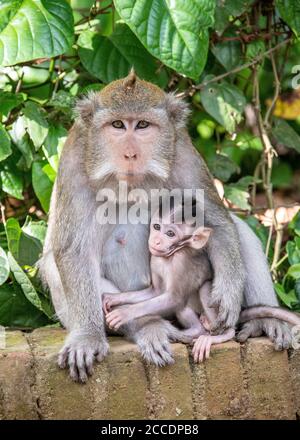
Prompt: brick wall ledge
<box><xmin>0</xmin><ymin>328</ymin><xmax>299</xmax><ymax>420</ymax></box>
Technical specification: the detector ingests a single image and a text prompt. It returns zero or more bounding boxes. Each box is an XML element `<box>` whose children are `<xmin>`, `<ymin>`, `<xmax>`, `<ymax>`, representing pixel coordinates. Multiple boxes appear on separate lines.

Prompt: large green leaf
<box><xmin>200</xmin><ymin>76</ymin><xmax>246</xmax><ymax>133</ymax></box>
<box><xmin>0</xmin><ymin>283</ymin><xmax>51</xmax><ymax>328</ymax></box>
<box><xmin>0</xmin><ymin>246</ymin><xmax>9</xmax><ymax>285</ymax></box>
<box><xmin>5</xmin><ymin>216</ymin><xmax>46</xmax><ymax>267</ymax></box>
<box><xmin>0</xmin><ymin>90</ymin><xmax>24</xmax><ymax>116</ymax></box>
<box><xmin>276</xmin><ymin>0</ymin><xmax>300</xmax><ymax>36</ymax></box>
<box><xmin>211</xmin><ymin>37</ymin><xmax>242</xmax><ymax>71</ymax></box>
<box><xmin>0</xmin><ymin>0</ymin><xmax>74</xmax><ymax>66</ymax></box>
<box><xmin>78</xmin><ymin>24</ymin><xmax>167</xmax><ymax>85</ymax></box>
<box><xmin>22</xmin><ymin>101</ymin><xmax>49</xmax><ymax>150</ymax></box>
<box><xmin>0</xmin><ymin>160</ymin><xmax>23</xmax><ymax>199</ymax></box>
<box><xmin>32</xmin><ymin>160</ymin><xmax>54</xmax><ymax>212</ymax></box>
<box><xmin>114</xmin><ymin>0</ymin><xmax>215</xmax><ymax>80</ymax></box>
<box><xmin>272</xmin><ymin>118</ymin><xmax>300</xmax><ymax>153</ymax></box>
<box><xmin>5</xmin><ymin>217</ymin><xmax>22</xmax><ymax>261</ymax></box>
<box><xmin>43</xmin><ymin>124</ymin><xmax>67</xmax><ymax>172</ymax></box>
<box><xmin>0</xmin><ymin>122</ymin><xmax>11</xmax><ymax>161</ymax></box>
<box><xmin>7</xmin><ymin>251</ymin><xmax>54</xmax><ymax>319</ymax></box>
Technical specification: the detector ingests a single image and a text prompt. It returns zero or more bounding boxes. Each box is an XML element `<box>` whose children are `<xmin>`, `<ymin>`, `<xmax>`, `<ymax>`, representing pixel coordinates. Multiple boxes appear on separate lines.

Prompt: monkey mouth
<box><xmin>149</xmin><ymin>246</ymin><xmax>169</xmax><ymax>257</ymax></box>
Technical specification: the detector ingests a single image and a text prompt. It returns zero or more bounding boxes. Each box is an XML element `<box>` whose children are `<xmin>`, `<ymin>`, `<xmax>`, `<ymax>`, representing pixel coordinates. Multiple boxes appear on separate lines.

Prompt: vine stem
<box><xmin>176</xmin><ymin>36</ymin><xmax>291</xmax><ymax>98</ymax></box>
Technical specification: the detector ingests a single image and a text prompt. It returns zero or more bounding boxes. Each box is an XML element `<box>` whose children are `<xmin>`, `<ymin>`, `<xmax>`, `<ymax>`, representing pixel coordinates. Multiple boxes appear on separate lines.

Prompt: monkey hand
<box><xmin>58</xmin><ymin>329</ymin><xmax>109</xmax><ymax>383</ymax></box>
<box><xmin>106</xmin><ymin>307</ymin><xmax>132</xmax><ymax>330</ymax></box>
<box><xmin>102</xmin><ymin>293</ymin><xmax>122</xmax><ymax>314</ymax></box>
<box><xmin>192</xmin><ymin>335</ymin><xmax>213</xmax><ymax>362</ymax></box>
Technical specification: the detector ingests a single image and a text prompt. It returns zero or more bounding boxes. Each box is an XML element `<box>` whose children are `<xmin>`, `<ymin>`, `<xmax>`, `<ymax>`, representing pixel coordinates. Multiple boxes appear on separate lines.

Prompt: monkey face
<box><xmin>89</xmin><ymin>110</ymin><xmax>174</xmax><ymax>185</ymax></box>
<box><xmin>75</xmin><ymin>72</ymin><xmax>191</xmax><ymax>187</ymax></box>
<box><xmin>148</xmin><ymin>212</ymin><xmax>212</xmax><ymax>257</ymax></box>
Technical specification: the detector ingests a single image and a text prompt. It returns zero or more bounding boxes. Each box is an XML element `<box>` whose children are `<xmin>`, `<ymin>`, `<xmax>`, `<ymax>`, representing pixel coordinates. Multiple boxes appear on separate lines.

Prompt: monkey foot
<box><xmin>192</xmin><ymin>335</ymin><xmax>213</xmax><ymax>362</ymax></box>
<box><xmin>58</xmin><ymin>331</ymin><xmax>109</xmax><ymax>383</ymax></box>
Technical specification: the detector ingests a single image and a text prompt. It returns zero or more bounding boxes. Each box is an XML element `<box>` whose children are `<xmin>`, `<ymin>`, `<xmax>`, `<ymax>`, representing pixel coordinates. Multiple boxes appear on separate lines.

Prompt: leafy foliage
<box><xmin>0</xmin><ymin>0</ymin><xmax>300</xmax><ymax>327</ymax></box>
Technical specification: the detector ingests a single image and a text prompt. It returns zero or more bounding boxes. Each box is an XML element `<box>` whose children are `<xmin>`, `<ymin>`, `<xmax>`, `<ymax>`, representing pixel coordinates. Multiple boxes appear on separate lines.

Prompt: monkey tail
<box><xmin>239</xmin><ymin>306</ymin><xmax>300</xmax><ymax>326</ymax></box>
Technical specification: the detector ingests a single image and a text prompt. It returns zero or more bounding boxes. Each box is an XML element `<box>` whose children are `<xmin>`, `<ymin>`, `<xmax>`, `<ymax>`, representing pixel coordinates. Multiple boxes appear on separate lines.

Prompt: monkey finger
<box><xmin>205</xmin><ymin>339</ymin><xmax>212</xmax><ymax>360</ymax></box>
<box><xmin>68</xmin><ymin>350</ymin><xmax>80</xmax><ymax>382</ymax></box>
<box><xmin>75</xmin><ymin>349</ymin><xmax>88</xmax><ymax>383</ymax></box>
<box><xmin>84</xmin><ymin>351</ymin><xmax>95</xmax><ymax>376</ymax></box>
<box><xmin>58</xmin><ymin>346</ymin><xmax>69</xmax><ymax>369</ymax></box>
<box><xmin>199</xmin><ymin>339</ymin><xmax>208</xmax><ymax>362</ymax></box>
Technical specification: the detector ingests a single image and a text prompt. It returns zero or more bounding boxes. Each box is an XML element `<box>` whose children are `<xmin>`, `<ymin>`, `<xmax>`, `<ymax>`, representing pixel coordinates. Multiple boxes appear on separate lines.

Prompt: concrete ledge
<box><xmin>0</xmin><ymin>328</ymin><xmax>299</xmax><ymax>420</ymax></box>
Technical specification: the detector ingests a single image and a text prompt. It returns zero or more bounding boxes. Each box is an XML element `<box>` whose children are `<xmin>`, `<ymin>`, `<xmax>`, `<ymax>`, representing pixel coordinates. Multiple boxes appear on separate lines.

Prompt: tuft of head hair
<box><xmin>124</xmin><ymin>67</ymin><xmax>137</xmax><ymax>90</ymax></box>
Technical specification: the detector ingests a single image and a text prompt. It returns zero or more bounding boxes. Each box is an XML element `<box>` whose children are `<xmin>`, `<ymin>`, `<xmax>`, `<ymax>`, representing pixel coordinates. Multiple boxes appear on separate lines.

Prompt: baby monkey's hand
<box><xmin>102</xmin><ymin>293</ymin><xmax>121</xmax><ymax>314</ymax></box>
<box><xmin>106</xmin><ymin>307</ymin><xmax>132</xmax><ymax>330</ymax></box>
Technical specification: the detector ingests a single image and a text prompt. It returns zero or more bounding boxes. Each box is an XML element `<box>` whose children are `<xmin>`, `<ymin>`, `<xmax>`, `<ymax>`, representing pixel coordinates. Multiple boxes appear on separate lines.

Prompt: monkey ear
<box><xmin>75</xmin><ymin>92</ymin><xmax>101</xmax><ymax>125</ymax></box>
<box><xmin>164</xmin><ymin>93</ymin><xmax>191</xmax><ymax>128</ymax></box>
<box><xmin>189</xmin><ymin>227</ymin><xmax>212</xmax><ymax>250</ymax></box>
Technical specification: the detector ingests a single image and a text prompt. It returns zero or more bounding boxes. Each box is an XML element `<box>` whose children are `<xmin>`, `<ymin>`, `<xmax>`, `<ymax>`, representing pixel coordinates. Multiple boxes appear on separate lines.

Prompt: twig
<box><xmin>176</xmin><ymin>37</ymin><xmax>291</xmax><ymax>98</ymax></box>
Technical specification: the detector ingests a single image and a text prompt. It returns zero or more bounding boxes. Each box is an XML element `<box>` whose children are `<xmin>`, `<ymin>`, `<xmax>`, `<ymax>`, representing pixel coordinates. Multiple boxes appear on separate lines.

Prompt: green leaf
<box><xmin>212</xmin><ymin>39</ymin><xmax>242</xmax><ymax>71</ymax></box>
<box><xmin>214</xmin><ymin>0</ymin><xmax>255</xmax><ymax>34</ymax></box>
<box><xmin>289</xmin><ymin>211</ymin><xmax>300</xmax><ymax>236</ymax></box>
<box><xmin>272</xmin><ymin>118</ymin><xmax>300</xmax><ymax>153</ymax></box>
<box><xmin>22</xmin><ymin>216</ymin><xmax>47</xmax><ymax>246</ymax></box>
<box><xmin>7</xmin><ymin>251</ymin><xmax>52</xmax><ymax>316</ymax></box>
<box><xmin>0</xmin><ymin>283</ymin><xmax>51</xmax><ymax>328</ymax></box>
<box><xmin>286</xmin><ymin>240</ymin><xmax>300</xmax><ymax>265</ymax></box>
<box><xmin>246</xmin><ymin>40</ymin><xmax>266</xmax><ymax>60</ymax></box>
<box><xmin>32</xmin><ymin>160</ymin><xmax>54</xmax><ymax>212</ymax></box>
<box><xmin>0</xmin><ymin>161</ymin><xmax>23</xmax><ymax>199</ymax></box>
<box><xmin>5</xmin><ymin>217</ymin><xmax>21</xmax><ymax>261</ymax></box>
<box><xmin>22</xmin><ymin>101</ymin><xmax>49</xmax><ymax>150</ymax></box>
<box><xmin>0</xmin><ymin>0</ymin><xmax>74</xmax><ymax>66</ymax></box>
<box><xmin>114</xmin><ymin>0</ymin><xmax>215</xmax><ymax>80</ymax></box>
<box><xmin>0</xmin><ymin>90</ymin><xmax>24</xmax><ymax>116</ymax></box>
<box><xmin>5</xmin><ymin>216</ymin><xmax>46</xmax><ymax>267</ymax></box>
<box><xmin>287</xmin><ymin>263</ymin><xmax>300</xmax><ymax>280</ymax></box>
<box><xmin>78</xmin><ymin>24</ymin><xmax>168</xmax><ymax>85</ymax></box>
<box><xmin>276</xmin><ymin>0</ymin><xmax>300</xmax><ymax>36</ymax></box>
<box><xmin>224</xmin><ymin>185</ymin><xmax>250</xmax><ymax>210</ymax></box>
<box><xmin>200</xmin><ymin>77</ymin><xmax>246</xmax><ymax>133</ymax></box>
<box><xmin>207</xmin><ymin>153</ymin><xmax>239</xmax><ymax>182</ymax></box>
<box><xmin>0</xmin><ymin>246</ymin><xmax>9</xmax><ymax>286</ymax></box>
<box><xmin>42</xmin><ymin>124</ymin><xmax>67</xmax><ymax>172</ymax></box>
<box><xmin>0</xmin><ymin>122</ymin><xmax>11</xmax><ymax>161</ymax></box>
<box><xmin>275</xmin><ymin>283</ymin><xmax>299</xmax><ymax>309</ymax></box>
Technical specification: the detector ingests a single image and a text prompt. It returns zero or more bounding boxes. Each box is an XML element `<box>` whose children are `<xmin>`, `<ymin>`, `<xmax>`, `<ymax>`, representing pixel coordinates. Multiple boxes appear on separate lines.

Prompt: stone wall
<box><xmin>0</xmin><ymin>328</ymin><xmax>299</xmax><ymax>420</ymax></box>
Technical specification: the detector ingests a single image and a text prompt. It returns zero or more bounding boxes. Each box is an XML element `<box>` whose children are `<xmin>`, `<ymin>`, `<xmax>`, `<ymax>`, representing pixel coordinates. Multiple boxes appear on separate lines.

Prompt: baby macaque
<box><xmin>103</xmin><ymin>199</ymin><xmax>300</xmax><ymax>362</ymax></box>
<box><xmin>103</xmin><ymin>198</ymin><xmax>236</xmax><ymax>362</ymax></box>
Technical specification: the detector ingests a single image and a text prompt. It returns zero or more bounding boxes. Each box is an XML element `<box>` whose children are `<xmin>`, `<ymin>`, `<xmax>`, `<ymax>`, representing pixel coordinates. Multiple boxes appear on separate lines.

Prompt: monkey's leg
<box><xmin>106</xmin><ymin>292</ymin><xmax>182</xmax><ymax>330</ymax></box>
<box><xmin>176</xmin><ymin>307</ymin><xmax>208</xmax><ymax>339</ymax></box>
<box><xmin>38</xmin><ymin>250</ymin><xmax>68</xmax><ymax>327</ymax></box>
<box><xmin>103</xmin><ymin>286</ymin><xmax>156</xmax><ymax>314</ymax></box>
<box><xmin>192</xmin><ymin>328</ymin><xmax>235</xmax><ymax>362</ymax></box>
<box><xmin>232</xmin><ymin>214</ymin><xmax>292</xmax><ymax>350</ymax></box>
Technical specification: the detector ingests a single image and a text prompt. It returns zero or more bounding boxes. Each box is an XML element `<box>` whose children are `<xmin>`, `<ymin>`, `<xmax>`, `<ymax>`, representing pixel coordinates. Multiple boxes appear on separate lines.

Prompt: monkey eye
<box><xmin>166</xmin><ymin>230</ymin><xmax>175</xmax><ymax>237</ymax></box>
<box><xmin>112</xmin><ymin>120</ymin><xmax>125</xmax><ymax>129</ymax></box>
<box><xmin>153</xmin><ymin>223</ymin><xmax>161</xmax><ymax>231</ymax></box>
<box><xmin>136</xmin><ymin>120</ymin><xmax>149</xmax><ymax>129</ymax></box>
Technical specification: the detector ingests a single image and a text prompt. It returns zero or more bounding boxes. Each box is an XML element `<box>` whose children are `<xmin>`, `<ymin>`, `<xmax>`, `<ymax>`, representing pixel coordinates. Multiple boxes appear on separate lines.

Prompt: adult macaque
<box><xmin>39</xmin><ymin>70</ymin><xmax>292</xmax><ymax>382</ymax></box>
<box><xmin>103</xmin><ymin>200</ymin><xmax>300</xmax><ymax>362</ymax></box>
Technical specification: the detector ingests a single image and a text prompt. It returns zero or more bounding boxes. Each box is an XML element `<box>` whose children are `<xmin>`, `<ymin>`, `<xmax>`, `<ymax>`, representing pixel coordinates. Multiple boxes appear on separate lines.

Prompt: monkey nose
<box><xmin>124</xmin><ymin>152</ymin><xmax>137</xmax><ymax>160</ymax></box>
